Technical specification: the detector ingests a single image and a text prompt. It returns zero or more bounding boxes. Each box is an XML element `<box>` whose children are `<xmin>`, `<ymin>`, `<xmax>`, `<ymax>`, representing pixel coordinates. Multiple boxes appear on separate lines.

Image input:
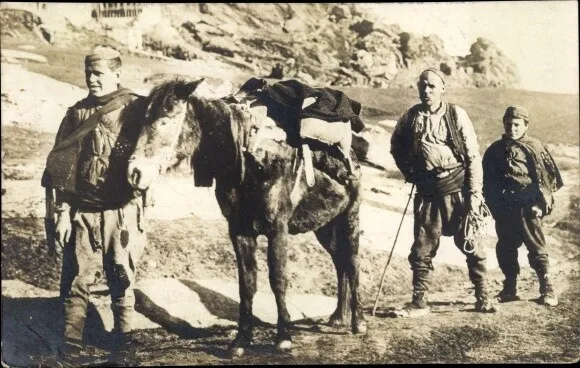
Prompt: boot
<box><xmin>496</xmin><ymin>277</ymin><xmax>520</xmax><ymax>303</ymax></box>
<box><xmin>111</xmin><ymin>303</ymin><xmax>135</xmax><ymax>350</ymax></box>
<box><xmin>474</xmin><ymin>282</ymin><xmax>498</xmax><ymax>313</ymax></box>
<box><xmin>394</xmin><ymin>291</ymin><xmax>430</xmax><ymax>318</ymax></box>
<box><xmin>467</xmin><ymin>258</ymin><xmax>498</xmax><ymax>313</ymax></box>
<box><xmin>58</xmin><ymin>337</ymin><xmax>111</xmax><ymax>366</ymax></box>
<box><xmin>58</xmin><ymin>338</ymin><xmax>92</xmax><ymax>366</ymax></box>
<box><xmin>62</xmin><ymin>297</ymin><xmax>88</xmax><ymax>342</ymax></box>
<box><xmin>538</xmin><ymin>273</ymin><xmax>558</xmax><ymax>307</ymax></box>
<box><xmin>394</xmin><ymin>267</ymin><xmax>431</xmax><ymax>318</ymax></box>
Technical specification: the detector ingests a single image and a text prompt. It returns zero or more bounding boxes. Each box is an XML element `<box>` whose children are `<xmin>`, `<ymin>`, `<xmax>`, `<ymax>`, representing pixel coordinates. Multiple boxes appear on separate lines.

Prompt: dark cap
<box><xmin>85</xmin><ymin>45</ymin><xmax>121</xmax><ymax>63</ymax></box>
<box><xmin>419</xmin><ymin>68</ymin><xmax>446</xmax><ymax>86</ymax></box>
<box><xmin>503</xmin><ymin>105</ymin><xmax>530</xmax><ymax>122</ymax></box>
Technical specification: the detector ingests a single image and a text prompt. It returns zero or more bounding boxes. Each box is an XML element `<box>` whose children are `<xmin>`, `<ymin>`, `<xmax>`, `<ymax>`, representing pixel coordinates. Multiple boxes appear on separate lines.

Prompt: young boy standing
<box><xmin>483</xmin><ymin>106</ymin><xmax>563</xmax><ymax>306</ymax></box>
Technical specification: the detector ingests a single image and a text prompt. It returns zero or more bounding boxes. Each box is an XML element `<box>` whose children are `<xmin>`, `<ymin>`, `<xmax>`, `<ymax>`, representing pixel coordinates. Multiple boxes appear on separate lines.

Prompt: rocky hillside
<box><xmin>1</xmin><ymin>3</ymin><xmax>520</xmax><ymax>89</ymax></box>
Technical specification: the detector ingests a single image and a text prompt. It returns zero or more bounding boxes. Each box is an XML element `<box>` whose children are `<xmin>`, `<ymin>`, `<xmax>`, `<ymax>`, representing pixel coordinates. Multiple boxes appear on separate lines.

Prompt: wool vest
<box><xmin>42</xmin><ymin>90</ymin><xmax>145</xmax><ymax>210</ymax></box>
<box><xmin>401</xmin><ymin>103</ymin><xmax>468</xmax><ymax>177</ymax></box>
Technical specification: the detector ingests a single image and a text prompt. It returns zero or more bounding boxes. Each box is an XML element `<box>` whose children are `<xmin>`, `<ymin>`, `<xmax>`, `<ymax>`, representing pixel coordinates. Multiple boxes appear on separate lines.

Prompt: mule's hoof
<box><xmin>352</xmin><ymin>322</ymin><xmax>368</xmax><ymax>335</ymax></box>
<box><xmin>354</xmin><ymin>324</ymin><xmax>367</xmax><ymax>335</ymax></box>
<box><xmin>275</xmin><ymin>340</ymin><xmax>292</xmax><ymax>352</ymax></box>
<box><xmin>328</xmin><ymin>316</ymin><xmax>345</xmax><ymax>327</ymax></box>
<box><xmin>229</xmin><ymin>346</ymin><xmax>246</xmax><ymax>358</ymax></box>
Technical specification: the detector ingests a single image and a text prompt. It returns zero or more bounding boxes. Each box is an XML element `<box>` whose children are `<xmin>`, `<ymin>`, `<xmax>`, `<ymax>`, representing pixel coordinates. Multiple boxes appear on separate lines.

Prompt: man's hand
<box><xmin>468</xmin><ymin>192</ymin><xmax>484</xmax><ymax>213</ymax></box>
<box><xmin>55</xmin><ymin>211</ymin><xmax>72</xmax><ymax>251</ymax></box>
<box><xmin>545</xmin><ymin>196</ymin><xmax>555</xmax><ymax>216</ymax></box>
<box><xmin>531</xmin><ymin>205</ymin><xmax>543</xmax><ymax>218</ymax></box>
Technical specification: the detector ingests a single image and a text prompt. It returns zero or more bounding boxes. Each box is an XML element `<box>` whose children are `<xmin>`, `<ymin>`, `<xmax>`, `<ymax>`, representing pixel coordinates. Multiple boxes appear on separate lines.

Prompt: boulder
<box><xmin>349</xmin><ymin>19</ymin><xmax>374</xmax><ymax>38</ymax></box>
<box><xmin>457</xmin><ymin>37</ymin><xmax>519</xmax><ymax>88</ymax></box>
<box><xmin>199</xmin><ymin>3</ymin><xmax>210</xmax><ymax>14</ymax></box>
<box><xmin>329</xmin><ymin>5</ymin><xmax>351</xmax><ymax>22</ymax></box>
<box><xmin>282</xmin><ymin>16</ymin><xmax>306</xmax><ymax>34</ymax></box>
<box><xmin>202</xmin><ymin>37</ymin><xmax>241</xmax><ymax>57</ymax></box>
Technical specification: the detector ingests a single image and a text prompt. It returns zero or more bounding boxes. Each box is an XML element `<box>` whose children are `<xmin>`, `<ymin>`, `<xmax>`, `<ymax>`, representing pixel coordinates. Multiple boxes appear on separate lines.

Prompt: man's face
<box><xmin>417</xmin><ymin>71</ymin><xmax>445</xmax><ymax>108</ymax></box>
<box><xmin>85</xmin><ymin>60</ymin><xmax>120</xmax><ymax>97</ymax></box>
<box><xmin>504</xmin><ymin>118</ymin><xmax>528</xmax><ymax>140</ymax></box>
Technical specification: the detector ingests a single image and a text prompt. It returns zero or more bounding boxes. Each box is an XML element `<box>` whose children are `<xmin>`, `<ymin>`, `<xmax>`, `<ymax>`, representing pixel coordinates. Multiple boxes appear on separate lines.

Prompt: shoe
<box><xmin>539</xmin><ymin>290</ymin><xmax>559</xmax><ymax>307</ymax></box>
<box><xmin>58</xmin><ymin>338</ymin><xmax>83</xmax><ymax>356</ymax></box>
<box><xmin>495</xmin><ymin>278</ymin><xmax>519</xmax><ymax>303</ymax></box>
<box><xmin>392</xmin><ymin>295</ymin><xmax>430</xmax><ymax>318</ymax></box>
<box><xmin>57</xmin><ymin>339</ymin><xmax>96</xmax><ymax>366</ymax></box>
<box><xmin>537</xmin><ymin>273</ymin><xmax>558</xmax><ymax>307</ymax></box>
<box><xmin>110</xmin><ymin>330</ymin><xmax>137</xmax><ymax>351</ymax></box>
<box><xmin>475</xmin><ymin>296</ymin><xmax>499</xmax><ymax>313</ymax></box>
<box><xmin>495</xmin><ymin>289</ymin><xmax>521</xmax><ymax>303</ymax></box>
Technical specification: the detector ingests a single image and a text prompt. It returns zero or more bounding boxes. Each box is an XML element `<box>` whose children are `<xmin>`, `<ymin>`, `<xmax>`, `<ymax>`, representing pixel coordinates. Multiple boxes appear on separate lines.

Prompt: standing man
<box><xmin>42</xmin><ymin>45</ymin><xmax>147</xmax><ymax>357</ymax></box>
<box><xmin>390</xmin><ymin>68</ymin><xmax>497</xmax><ymax>317</ymax></box>
<box><xmin>483</xmin><ymin>106</ymin><xmax>563</xmax><ymax>306</ymax></box>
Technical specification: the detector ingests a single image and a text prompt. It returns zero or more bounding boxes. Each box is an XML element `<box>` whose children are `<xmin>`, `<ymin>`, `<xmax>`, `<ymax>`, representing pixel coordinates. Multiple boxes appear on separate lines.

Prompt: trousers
<box><xmin>494</xmin><ymin>206</ymin><xmax>550</xmax><ymax>279</ymax></box>
<box><xmin>60</xmin><ymin>198</ymin><xmax>146</xmax><ymax>341</ymax></box>
<box><xmin>408</xmin><ymin>191</ymin><xmax>488</xmax><ymax>296</ymax></box>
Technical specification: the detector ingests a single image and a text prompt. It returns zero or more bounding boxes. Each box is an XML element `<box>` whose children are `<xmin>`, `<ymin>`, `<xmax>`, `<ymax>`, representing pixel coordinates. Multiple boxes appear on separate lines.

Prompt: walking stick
<box><xmin>371</xmin><ymin>184</ymin><xmax>415</xmax><ymax>316</ymax></box>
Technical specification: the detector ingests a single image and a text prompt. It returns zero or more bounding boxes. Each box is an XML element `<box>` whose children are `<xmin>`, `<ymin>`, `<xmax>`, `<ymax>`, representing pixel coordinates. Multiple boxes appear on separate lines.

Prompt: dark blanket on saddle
<box><xmin>234</xmin><ymin>77</ymin><xmax>365</xmax><ymax>133</ymax></box>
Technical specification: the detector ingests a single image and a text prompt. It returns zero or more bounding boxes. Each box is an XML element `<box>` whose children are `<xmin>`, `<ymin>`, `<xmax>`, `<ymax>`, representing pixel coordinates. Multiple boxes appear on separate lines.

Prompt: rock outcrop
<box><xmin>153</xmin><ymin>3</ymin><xmax>520</xmax><ymax>89</ymax></box>
<box><xmin>1</xmin><ymin>4</ymin><xmax>520</xmax><ymax>89</ymax></box>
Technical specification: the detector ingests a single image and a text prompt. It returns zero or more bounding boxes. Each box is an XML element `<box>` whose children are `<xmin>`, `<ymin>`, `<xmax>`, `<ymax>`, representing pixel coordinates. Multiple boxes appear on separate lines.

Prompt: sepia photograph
<box><xmin>1</xmin><ymin>1</ymin><xmax>578</xmax><ymax>366</ymax></box>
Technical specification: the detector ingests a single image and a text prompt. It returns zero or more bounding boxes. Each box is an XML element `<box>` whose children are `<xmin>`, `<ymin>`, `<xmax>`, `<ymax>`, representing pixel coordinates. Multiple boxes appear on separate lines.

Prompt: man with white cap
<box><xmin>483</xmin><ymin>106</ymin><xmax>563</xmax><ymax>307</ymax></box>
<box><xmin>42</xmin><ymin>45</ymin><xmax>147</xmax><ymax>358</ymax></box>
<box><xmin>390</xmin><ymin>68</ymin><xmax>497</xmax><ymax>317</ymax></box>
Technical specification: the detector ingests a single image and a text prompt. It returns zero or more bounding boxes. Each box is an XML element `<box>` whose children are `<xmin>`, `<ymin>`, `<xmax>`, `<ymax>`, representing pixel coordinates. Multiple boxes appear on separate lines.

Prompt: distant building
<box><xmin>93</xmin><ymin>3</ymin><xmax>143</xmax><ymax>19</ymax></box>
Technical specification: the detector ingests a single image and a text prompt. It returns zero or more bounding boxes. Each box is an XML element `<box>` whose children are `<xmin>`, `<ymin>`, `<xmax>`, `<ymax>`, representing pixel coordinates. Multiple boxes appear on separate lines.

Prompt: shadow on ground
<box><xmin>1</xmin><ymin>295</ymin><xmax>111</xmax><ymax>366</ymax></box>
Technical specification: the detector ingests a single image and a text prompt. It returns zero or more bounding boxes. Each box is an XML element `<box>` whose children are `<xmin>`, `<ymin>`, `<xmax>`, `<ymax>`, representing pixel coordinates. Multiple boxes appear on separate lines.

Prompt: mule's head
<box><xmin>128</xmin><ymin>78</ymin><xmax>204</xmax><ymax>190</ymax></box>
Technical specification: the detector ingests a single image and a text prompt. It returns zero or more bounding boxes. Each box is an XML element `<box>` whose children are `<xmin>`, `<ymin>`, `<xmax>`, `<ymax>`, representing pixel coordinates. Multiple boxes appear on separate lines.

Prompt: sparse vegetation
<box><xmin>1</xmin><ymin>6</ymin><xmax>578</xmax><ymax>365</ymax></box>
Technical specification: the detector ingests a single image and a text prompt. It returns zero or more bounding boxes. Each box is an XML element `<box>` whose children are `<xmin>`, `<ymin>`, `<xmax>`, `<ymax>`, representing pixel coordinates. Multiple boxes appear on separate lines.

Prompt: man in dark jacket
<box><xmin>483</xmin><ymin>106</ymin><xmax>563</xmax><ymax>307</ymax></box>
<box><xmin>390</xmin><ymin>68</ymin><xmax>497</xmax><ymax>317</ymax></box>
<box><xmin>42</xmin><ymin>45</ymin><xmax>147</xmax><ymax>358</ymax></box>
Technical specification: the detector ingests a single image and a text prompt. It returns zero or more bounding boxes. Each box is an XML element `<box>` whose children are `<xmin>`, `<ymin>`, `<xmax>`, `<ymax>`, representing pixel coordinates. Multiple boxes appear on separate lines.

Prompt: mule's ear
<box><xmin>185</xmin><ymin>78</ymin><xmax>205</xmax><ymax>97</ymax></box>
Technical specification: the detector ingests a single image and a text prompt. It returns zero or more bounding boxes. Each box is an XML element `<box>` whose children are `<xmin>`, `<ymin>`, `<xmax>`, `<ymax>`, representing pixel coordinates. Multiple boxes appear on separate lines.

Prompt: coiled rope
<box><xmin>462</xmin><ymin>199</ymin><xmax>492</xmax><ymax>254</ymax></box>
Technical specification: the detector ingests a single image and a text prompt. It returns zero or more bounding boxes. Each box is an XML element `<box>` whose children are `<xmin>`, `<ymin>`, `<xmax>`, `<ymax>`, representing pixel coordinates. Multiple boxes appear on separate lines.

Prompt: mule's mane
<box><xmin>188</xmin><ymin>94</ymin><xmax>251</xmax><ymax>186</ymax></box>
<box><xmin>145</xmin><ymin>79</ymin><xmax>196</xmax><ymax>122</ymax></box>
<box><xmin>143</xmin><ymin>79</ymin><xmax>254</xmax><ymax>185</ymax></box>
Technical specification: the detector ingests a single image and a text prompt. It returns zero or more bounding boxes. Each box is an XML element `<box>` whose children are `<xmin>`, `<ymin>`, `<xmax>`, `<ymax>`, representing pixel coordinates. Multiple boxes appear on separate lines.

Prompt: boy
<box><xmin>482</xmin><ymin>106</ymin><xmax>563</xmax><ymax>306</ymax></box>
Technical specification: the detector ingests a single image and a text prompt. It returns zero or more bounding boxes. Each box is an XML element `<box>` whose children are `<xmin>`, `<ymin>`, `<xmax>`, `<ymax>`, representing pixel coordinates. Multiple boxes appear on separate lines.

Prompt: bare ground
<box><xmin>1</xmin><ymin>44</ymin><xmax>579</xmax><ymax>365</ymax></box>
<box><xmin>1</xmin><ymin>124</ymin><xmax>579</xmax><ymax>366</ymax></box>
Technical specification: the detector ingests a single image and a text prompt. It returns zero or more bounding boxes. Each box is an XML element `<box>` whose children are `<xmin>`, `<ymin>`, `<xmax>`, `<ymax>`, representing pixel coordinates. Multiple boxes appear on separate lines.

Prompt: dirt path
<box><xmin>15</xmin><ymin>259</ymin><xmax>576</xmax><ymax>366</ymax></box>
<box><xmin>2</xmin><ymin>164</ymin><xmax>578</xmax><ymax>366</ymax></box>
<box><xmin>2</xmin><ymin>56</ymin><xmax>579</xmax><ymax>365</ymax></box>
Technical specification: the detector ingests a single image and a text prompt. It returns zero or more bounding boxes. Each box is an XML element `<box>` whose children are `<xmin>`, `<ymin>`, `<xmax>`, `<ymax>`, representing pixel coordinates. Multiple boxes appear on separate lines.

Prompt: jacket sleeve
<box><xmin>455</xmin><ymin>106</ymin><xmax>483</xmax><ymax>194</ymax></box>
<box><xmin>53</xmin><ymin>107</ymin><xmax>78</xmax><ymax>147</ymax></box>
<box><xmin>47</xmin><ymin>107</ymin><xmax>78</xmax><ymax>212</ymax></box>
<box><xmin>482</xmin><ymin>143</ymin><xmax>502</xmax><ymax>217</ymax></box>
<box><xmin>390</xmin><ymin>111</ymin><xmax>412</xmax><ymax>182</ymax></box>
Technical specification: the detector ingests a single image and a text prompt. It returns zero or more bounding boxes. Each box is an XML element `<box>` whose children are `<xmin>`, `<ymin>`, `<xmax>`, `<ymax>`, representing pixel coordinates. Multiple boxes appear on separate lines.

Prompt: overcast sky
<box><xmin>360</xmin><ymin>1</ymin><xmax>579</xmax><ymax>94</ymax></box>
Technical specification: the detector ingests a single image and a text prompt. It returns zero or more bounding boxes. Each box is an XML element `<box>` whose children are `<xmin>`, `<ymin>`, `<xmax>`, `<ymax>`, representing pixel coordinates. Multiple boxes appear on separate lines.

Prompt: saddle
<box><xmin>225</xmin><ymin>78</ymin><xmax>362</xmax><ymax>192</ymax></box>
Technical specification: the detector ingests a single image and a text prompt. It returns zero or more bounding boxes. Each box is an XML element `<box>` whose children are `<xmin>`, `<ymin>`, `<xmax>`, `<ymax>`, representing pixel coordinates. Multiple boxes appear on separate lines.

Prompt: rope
<box><xmin>462</xmin><ymin>199</ymin><xmax>492</xmax><ymax>254</ymax></box>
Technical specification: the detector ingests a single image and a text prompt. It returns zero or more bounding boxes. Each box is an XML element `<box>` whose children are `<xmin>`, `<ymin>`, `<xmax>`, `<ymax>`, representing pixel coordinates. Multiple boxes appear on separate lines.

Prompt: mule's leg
<box><xmin>228</xmin><ymin>224</ymin><xmax>258</xmax><ymax>357</ymax></box>
<box><xmin>315</xmin><ymin>222</ymin><xmax>349</xmax><ymax>327</ymax></box>
<box><xmin>266</xmin><ymin>221</ymin><xmax>292</xmax><ymax>351</ymax></box>
<box><xmin>336</xmin><ymin>211</ymin><xmax>367</xmax><ymax>334</ymax></box>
